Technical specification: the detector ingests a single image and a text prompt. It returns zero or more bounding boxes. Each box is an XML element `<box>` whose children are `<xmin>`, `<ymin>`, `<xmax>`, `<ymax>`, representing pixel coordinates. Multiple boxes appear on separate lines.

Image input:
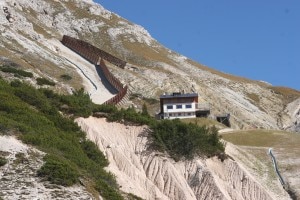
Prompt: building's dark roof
<box><xmin>160</xmin><ymin>92</ymin><xmax>198</xmax><ymax>99</ymax></box>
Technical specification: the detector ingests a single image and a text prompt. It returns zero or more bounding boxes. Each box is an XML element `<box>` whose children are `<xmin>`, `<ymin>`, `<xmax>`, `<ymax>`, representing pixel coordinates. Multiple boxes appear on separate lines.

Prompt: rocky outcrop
<box><xmin>283</xmin><ymin>98</ymin><xmax>300</xmax><ymax>132</ymax></box>
<box><xmin>0</xmin><ymin>135</ymin><xmax>94</xmax><ymax>200</ymax></box>
<box><xmin>76</xmin><ymin>117</ymin><xmax>288</xmax><ymax>200</ymax></box>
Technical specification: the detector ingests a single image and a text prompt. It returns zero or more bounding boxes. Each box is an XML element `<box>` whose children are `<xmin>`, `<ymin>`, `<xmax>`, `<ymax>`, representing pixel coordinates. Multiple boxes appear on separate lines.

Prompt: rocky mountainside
<box><xmin>0</xmin><ymin>1</ymin><xmax>299</xmax><ymax>199</ymax></box>
<box><xmin>0</xmin><ymin>136</ymin><xmax>93</xmax><ymax>200</ymax></box>
<box><xmin>0</xmin><ymin>0</ymin><xmax>299</xmax><ymax>131</ymax></box>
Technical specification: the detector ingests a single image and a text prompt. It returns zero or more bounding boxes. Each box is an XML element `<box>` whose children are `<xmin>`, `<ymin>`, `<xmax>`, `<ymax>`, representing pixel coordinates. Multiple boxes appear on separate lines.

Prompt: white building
<box><xmin>159</xmin><ymin>92</ymin><xmax>210</xmax><ymax>119</ymax></box>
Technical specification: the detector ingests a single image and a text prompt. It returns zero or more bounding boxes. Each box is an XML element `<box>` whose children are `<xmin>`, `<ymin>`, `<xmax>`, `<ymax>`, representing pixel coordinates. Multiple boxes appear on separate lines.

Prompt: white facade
<box><xmin>163</xmin><ymin>102</ymin><xmax>197</xmax><ymax>119</ymax></box>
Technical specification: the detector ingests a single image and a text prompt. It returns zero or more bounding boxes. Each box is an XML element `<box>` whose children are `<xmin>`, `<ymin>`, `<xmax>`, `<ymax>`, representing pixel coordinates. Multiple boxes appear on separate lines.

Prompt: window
<box><xmin>167</xmin><ymin>105</ymin><xmax>173</xmax><ymax>109</ymax></box>
<box><xmin>187</xmin><ymin>112</ymin><xmax>191</xmax><ymax>116</ymax></box>
<box><xmin>178</xmin><ymin>113</ymin><xmax>182</xmax><ymax>116</ymax></box>
<box><xmin>185</xmin><ymin>104</ymin><xmax>192</xmax><ymax>109</ymax></box>
<box><xmin>176</xmin><ymin>105</ymin><xmax>182</xmax><ymax>109</ymax></box>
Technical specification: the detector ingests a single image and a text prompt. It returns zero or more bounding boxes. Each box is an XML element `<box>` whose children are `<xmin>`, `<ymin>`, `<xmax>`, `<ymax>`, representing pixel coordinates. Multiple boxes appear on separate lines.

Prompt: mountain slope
<box><xmin>0</xmin><ymin>0</ymin><xmax>299</xmax><ymax>199</ymax></box>
<box><xmin>0</xmin><ymin>0</ymin><xmax>299</xmax><ymax>131</ymax></box>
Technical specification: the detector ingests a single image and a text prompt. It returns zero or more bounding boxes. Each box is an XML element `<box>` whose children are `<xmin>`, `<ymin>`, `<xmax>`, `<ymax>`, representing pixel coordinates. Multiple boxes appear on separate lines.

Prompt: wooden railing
<box><xmin>98</xmin><ymin>59</ymin><xmax>128</xmax><ymax>105</ymax></box>
<box><xmin>61</xmin><ymin>35</ymin><xmax>128</xmax><ymax>105</ymax></box>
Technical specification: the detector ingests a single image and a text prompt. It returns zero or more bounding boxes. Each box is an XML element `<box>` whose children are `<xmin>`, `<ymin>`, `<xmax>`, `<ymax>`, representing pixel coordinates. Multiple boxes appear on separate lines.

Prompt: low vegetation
<box><xmin>268</xmin><ymin>86</ymin><xmax>300</xmax><ymax>103</ymax></box>
<box><xmin>36</xmin><ymin>77</ymin><xmax>56</xmax><ymax>86</ymax></box>
<box><xmin>0</xmin><ymin>77</ymin><xmax>122</xmax><ymax>199</ymax></box>
<box><xmin>129</xmin><ymin>93</ymin><xmax>160</xmax><ymax>116</ymax></box>
<box><xmin>0</xmin><ymin>156</ymin><xmax>7</xmax><ymax>167</ymax></box>
<box><xmin>180</xmin><ymin>117</ymin><xmax>226</xmax><ymax>129</ymax></box>
<box><xmin>0</xmin><ymin>73</ymin><xmax>225</xmax><ymax>198</ymax></box>
<box><xmin>0</xmin><ymin>66</ymin><xmax>33</xmax><ymax>78</ymax></box>
<box><xmin>103</xmin><ymin>105</ymin><xmax>225</xmax><ymax>160</ymax></box>
<box><xmin>60</xmin><ymin>74</ymin><xmax>72</xmax><ymax>81</ymax></box>
<box><xmin>37</xmin><ymin>155</ymin><xmax>79</xmax><ymax>186</ymax></box>
<box><xmin>151</xmin><ymin>119</ymin><xmax>224</xmax><ymax>160</ymax></box>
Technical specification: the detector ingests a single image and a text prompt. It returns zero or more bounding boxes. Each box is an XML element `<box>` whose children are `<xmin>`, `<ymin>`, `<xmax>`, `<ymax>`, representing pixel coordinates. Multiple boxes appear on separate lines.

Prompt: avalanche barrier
<box><xmin>61</xmin><ymin>35</ymin><xmax>128</xmax><ymax>105</ymax></box>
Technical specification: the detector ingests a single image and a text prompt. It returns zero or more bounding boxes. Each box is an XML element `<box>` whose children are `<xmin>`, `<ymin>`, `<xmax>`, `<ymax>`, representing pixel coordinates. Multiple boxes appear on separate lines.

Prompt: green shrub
<box><xmin>0</xmin><ymin>156</ymin><xmax>7</xmax><ymax>166</ymax></box>
<box><xmin>0</xmin><ymin>66</ymin><xmax>33</xmax><ymax>78</ymax></box>
<box><xmin>150</xmin><ymin>119</ymin><xmax>224</xmax><ymax>160</ymax></box>
<box><xmin>38</xmin><ymin>155</ymin><xmax>79</xmax><ymax>186</ymax></box>
<box><xmin>60</xmin><ymin>74</ymin><xmax>72</xmax><ymax>81</ymax></box>
<box><xmin>10</xmin><ymin>80</ymin><xmax>22</xmax><ymax>87</ymax></box>
<box><xmin>125</xmin><ymin>193</ymin><xmax>144</xmax><ymax>200</ymax></box>
<box><xmin>95</xmin><ymin>179</ymin><xmax>123</xmax><ymax>200</ymax></box>
<box><xmin>59</xmin><ymin>88</ymin><xmax>94</xmax><ymax>117</ymax></box>
<box><xmin>36</xmin><ymin>77</ymin><xmax>55</xmax><ymax>86</ymax></box>
<box><xmin>107</xmin><ymin>107</ymin><xmax>154</xmax><ymax>126</ymax></box>
<box><xmin>80</xmin><ymin>140</ymin><xmax>108</xmax><ymax>167</ymax></box>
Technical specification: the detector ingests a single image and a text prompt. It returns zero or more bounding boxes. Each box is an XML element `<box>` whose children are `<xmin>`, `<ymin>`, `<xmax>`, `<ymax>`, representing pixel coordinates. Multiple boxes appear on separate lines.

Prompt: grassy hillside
<box><xmin>0</xmin><ymin>77</ymin><xmax>123</xmax><ymax>199</ymax></box>
<box><xmin>222</xmin><ymin>130</ymin><xmax>300</xmax><ymax>148</ymax></box>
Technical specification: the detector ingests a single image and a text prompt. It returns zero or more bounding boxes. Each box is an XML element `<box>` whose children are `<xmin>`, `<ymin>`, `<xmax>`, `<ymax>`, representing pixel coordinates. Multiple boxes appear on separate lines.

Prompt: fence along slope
<box><xmin>61</xmin><ymin>35</ymin><xmax>126</xmax><ymax>68</ymax></box>
<box><xmin>61</xmin><ymin>35</ymin><xmax>128</xmax><ymax>105</ymax></box>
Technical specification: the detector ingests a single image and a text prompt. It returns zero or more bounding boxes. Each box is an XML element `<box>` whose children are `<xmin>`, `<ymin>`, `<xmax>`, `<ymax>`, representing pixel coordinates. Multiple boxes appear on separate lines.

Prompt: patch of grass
<box><xmin>122</xmin><ymin>40</ymin><xmax>175</xmax><ymax>67</ymax></box>
<box><xmin>36</xmin><ymin>77</ymin><xmax>56</xmax><ymax>86</ymax></box>
<box><xmin>14</xmin><ymin>152</ymin><xmax>27</xmax><ymax>165</ymax></box>
<box><xmin>180</xmin><ymin>117</ymin><xmax>226</xmax><ymax>129</ymax></box>
<box><xmin>186</xmin><ymin>59</ymin><xmax>255</xmax><ymax>84</ymax></box>
<box><xmin>128</xmin><ymin>93</ymin><xmax>160</xmax><ymax>117</ymax></box>
<box><xmin>0</xmin><ymin>66</ymin><xmax>33</xmax><ymax>78</ymax></box>
<box><xmin>38</xmin><ymin>155</ymin><xmax>79</xmax><ymax>186</ymax></box>
<box><xmin>247</xmin><ymin>93</ymin><xmax>260</xmax><ymax>104</ymax></box>
<box><xmin>129</xmin><ymin>93</ymin><xmax>159</xmax><ymax>105</ymax></box>
<box><xmin>63</xmin><ymin>1</ymin><xmax>91</xmax><ymax>19</ymax></box>
<box><xmin>269</xmin><ymin>86</ymin><xmax>300</xmax><ymax>103</ymax></box>
<box><xmin>0</xmin><ymin>156</ymin><xmax>7</xmax><ymax>166</ymax></box>
<box><xmin>60</xmin><ymin>74</ymin><xmax>72</xmax><ymax>81</ymax></box>
<box><xmin>106</xmin><ymin>107</ymin><xmax>155</xmax><ymax>126</ymax></box>
<box><xmin>221</xmin><ymin>130</ymin><xmax>298</xmax><ymax>147</ymax></box>
<box><xmin>143</xmin><ymin>97</ymin><xmax>159</xmax><ymax>105</ymax></box>
<box><xmin>129</xmin><ymin>93</ymin><xmax>139</xmax><ymax>100</ymax></box>
<box><xmin>125</xmin><ymin>193</ymin><xmax>144</xmax><ymax>200</ymax></box>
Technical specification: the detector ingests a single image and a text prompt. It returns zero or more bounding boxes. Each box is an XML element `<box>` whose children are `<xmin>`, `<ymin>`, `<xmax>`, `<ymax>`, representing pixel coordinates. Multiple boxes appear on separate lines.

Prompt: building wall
<box><xmin>162</xmin><ymin>102</ymin><xmax>197</xmax><ymax>119</ymax></box>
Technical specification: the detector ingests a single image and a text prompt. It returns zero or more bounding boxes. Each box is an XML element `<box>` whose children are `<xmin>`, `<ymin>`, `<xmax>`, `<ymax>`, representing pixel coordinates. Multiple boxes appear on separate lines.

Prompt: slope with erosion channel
<box><xmin>76</xmin><ymin>116</ymin><xmax>289</xmax><ymax>200</ymax></box>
